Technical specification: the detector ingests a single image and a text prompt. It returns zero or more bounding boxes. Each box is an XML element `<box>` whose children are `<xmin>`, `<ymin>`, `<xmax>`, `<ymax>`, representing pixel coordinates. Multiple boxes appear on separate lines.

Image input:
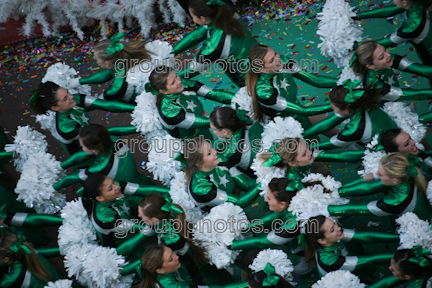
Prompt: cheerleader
<box><xmin>183</xmin><ymin>136</ymin><xmax>260</xmax><ymax>211</ymax></box>
<box><xmin>53</xmin><ymin>124</ymin><xmax>154</xmax><ymax>192</ymax></box>
<box><xmin>172</xmin><ymin>0</ymin><xmax>258</xmax><ymax>86</ymax></box>
<box><xmin>0</xmin><ymin>232</ymin><xmax>65</xmax><ymax>288</ymax></box>
<box><xmin>210</xmin><ymin>107</ymin><xmax>263</xmax><ymax>171</ymax></box>
<box><xmin>304</xmin><ymin>216</ymin><xmax>399</xmax><ymax>279</ymax></box>
<box><xmin>147</xmin><ymin>65</ymin><xmax>234</xmax><ymax>141</ymax></box>
<box><xmin>126</xmin><ymin>245</ymin><xmax>248</xmax><ymax>288</ymax></box>
<box><xmin>356</xmin><ymin>0</ymin><xmax>432</xmax><ymax>66</ymax></box>
<box><xmin>68</xmin><ymin>33</ymin><xmax>152</xmax><ymax>103</ymax></box>
<box><xmin>304</xmin><ymin>84</ymin><xmax>398</xmax><ymax>149</ymax></box>
<box><xmin>246</xmin><ymin>44</ymin><xmax>338</xmax><ymax>137</ymax></box>
<box><xmin>30</xmin><ymin>81</ymin><xmax>135</xmax><ymax>156</ymax></box>
<box><xmin>317</xmin><ymin>153</ymin><xmax>432</xmax><ymax>220</ymax></box>
<box><xmin>350</xmin><ymin>40</ymin><xmax>432</xmax><ymax>99</ymax></box>
<box><xmin>136</xmin><ymin>194</ymin><xmax>233</xmax><ymax>285</ymax></box>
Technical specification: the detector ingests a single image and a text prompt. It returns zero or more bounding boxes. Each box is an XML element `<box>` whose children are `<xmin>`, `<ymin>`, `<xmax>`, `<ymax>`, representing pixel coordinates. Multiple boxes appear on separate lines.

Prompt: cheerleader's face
<box><xmin>79</xmin><ymin>137</ymin><xmax>99</xmax><ymax>155</ymax></box>
<box><xmin>94</xmin><ymin>52</ymin><xmax>113</xmax><ymax>70</ymax></box>
<box><xmin>96</xmin><ymin>176</ymin><xmax>123</xmax><ymax>203</ymax></box>
<box><xmin>289</xmin><ymin>140</ymin><xmax>314</xmax><ymax>167</ymax></box>
<box><xmin>210</xmin><ymin>121</ymin><xmax>233</xmax><ymax>138</ymax></box>
<box><xmin>393</xmin><ymin>0</ymin><xmax>412</xmax><ymax>9</ymax></box>
<box><xmin>51</xmin><ymin>87</ymin><xmax>76</xmax><ymax>113</ymax></box>
<box><xmin>389</xmin><ymin>257</ymin><xmax>410</xmax><ymax>279</ymax></box>
<box><xmin>367</xmin><ymin>45</ymin><xmax>392</xmax><ymax>71</ymax></box>
<box><xmin>137</xmin><ymin>206</ymin><xmax>160</xmax><ymax>225</ymax></box>
<box><xmin>197</xmin><ymin>142</ymin><xmax>220</xmax><ymax>171</ymax></box>
<box><xmin>160</xmin><ymin>72</ymin><xmax>184</xmax><ymax>94</ymax></box>
<box><xmin>261</xmin><ymin>48</ymin><xmax>283</xmax><ymax>74</ymax></box>
<box><xmin>156</xmin><ymin>246</ymin><xmax>181</xmax><ymax>274</ymax></box>
<box><xmin>394</xmin><ymin>131</ymin><xmax>418</xmax><ymax>156</ymax></box>
<box><xmin>265</xmin><ymin>189</ymin><xmax>288</xmax><ymax>212</ymax></box>
<box><xmin>377</xmin><ymin>164</ymin><xmax>401</xmax><ymax>186</ymax></box>
<box><xmin>317</xmin><ymin>218</ymin><xmax>344</xmax><ymax>246</ymax></box>
<box><xmin>330</xmin><ymin>101</ymin><xmax>350</xmax><ymax>117</ymax></box>
<box><xmin>189</xmin><ymin>8</ymin><xmax>212</xmax><ymax>26</ymax></box>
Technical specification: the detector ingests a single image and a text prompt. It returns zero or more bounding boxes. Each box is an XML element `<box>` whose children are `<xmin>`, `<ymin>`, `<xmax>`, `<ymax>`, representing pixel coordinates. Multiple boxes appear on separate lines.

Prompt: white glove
<box><xmin>68</xmin><ymin>77</ymin><xmax>81</xmax><ymax>89</ymax></box>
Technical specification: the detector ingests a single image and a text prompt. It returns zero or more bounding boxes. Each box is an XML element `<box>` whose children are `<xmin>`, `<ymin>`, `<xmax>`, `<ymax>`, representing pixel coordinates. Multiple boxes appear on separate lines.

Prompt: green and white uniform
<box><xmin>315</xmin><ymin>229</ymin><xmax>398</xmax><ymax>277</ymax></box>
<box><xmin>158</xmin><ymin>78</ymin><xmax>233</xmax><ymax>141</ymax></box>
<box><xmin>54</xmin><ymin>94</ymin><xmax>134</xmax><ymax>155</ymax></box>
<box><xmin>155</xmin><ymin>272</ymin><xmax>248</xmax><ymax>288</ymax></box>
<box><xmin>173</xmin><ymin>14</ymin><xmax>258</xmax><ymax>87</ymax></box>
<box><xmin>188</xmin><ymin>163</ymin><xmax>260</xmax><ymax>211</ymax></box>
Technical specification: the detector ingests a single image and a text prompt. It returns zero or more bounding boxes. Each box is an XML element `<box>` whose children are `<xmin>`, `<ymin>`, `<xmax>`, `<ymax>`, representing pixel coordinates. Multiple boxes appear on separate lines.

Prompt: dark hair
<box><xmin>188</xmin><ymin>0</ymin><xmax>245</xmax><ymax>37</ymax></box>
<box><xmin>137</xmin><ymin>245</ymin><xmax>166</xmax><ymax>288</ymax></box>
<box><xmin>329</xmin><ymin>85</ymin><xmax>381</xmax><ymax>112</ymax></box>
<box><xmin>247</xmin><ymin>44</ymin><xmax>271</xmax><ymax>122</ymax></box>
<box><xmin>138</xmin><ymin>194</ymin><xmax>209</xmax><ymax>265</ymax></box>
<box><xmin>79</xmin><ymin>124</ymin><xmax>112</xmax><ymax>155</ymax></box>
<box><xmin>392</xmin><ymin>249</ymin><xmax>432</xmax><ymax>279</ymax></box>
<box><xmin>149</xmin><ymin>65</ymin><xmax>172</xmax><ymax>107</ymax></box>
<box><xmin>381</xmin><ymin>128</ymin><xmax>403</xmax><ymax>153</ymax></box>
<box><xmin>268</xmin><ymin>178</ymin><xmax>297</xmax><ymax>204</ymax></box>
<box><xmin>83</xmin><ymin>173</ymin><xmax>107</xmax><ymax>201</ymax></box>
<box><xmin>304</xmin><ymin>215</ymin><xmax>326</xmax><ymax>265</ymax></box>
<box><xmin>30</xmin><ymin>81</ymin><xmax>60</xmax><ymax>114</ymax></box>
<box><xmin>209</xmin><ymin>107</ymin><xmax>250</xmax><ymax>133</ymax></box>
<box><xmin>184</xmin><ymin>137</ymin><xmax>213</xmax><ymax>181</ymax></box>
<box><xmin>249</xmin><ymin>270</ymin><xmax>295</xmax><ymax>288</ymax></box>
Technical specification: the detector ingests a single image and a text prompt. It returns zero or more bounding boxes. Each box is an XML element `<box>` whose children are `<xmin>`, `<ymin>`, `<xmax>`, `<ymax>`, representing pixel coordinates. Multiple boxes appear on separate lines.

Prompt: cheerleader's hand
<box><xmin>351</xmin><ymin>14</ymin><xmax>360</xmax><ymax>21</ymax></box>
<box><xmin>68</xmin><ymin>77</ymin><xmax>81</xmax><ymax>89</ymax></box>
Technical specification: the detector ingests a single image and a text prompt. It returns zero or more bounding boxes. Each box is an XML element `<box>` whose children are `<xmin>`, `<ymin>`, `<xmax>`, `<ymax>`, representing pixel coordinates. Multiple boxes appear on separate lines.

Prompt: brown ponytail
<box><xmin>137</xmin><ymin>245</ymin><xmax>165</xmax><ymax>288</ymax></box>
<box><xmin>304</xmin><ymin>215</ymin><xmax>326</xmax><ymax>265</ymax></box>
<box><xmin>94</xmin><ymin>39</ymin><xmax>152</xmax><ymax>65</ymax></box>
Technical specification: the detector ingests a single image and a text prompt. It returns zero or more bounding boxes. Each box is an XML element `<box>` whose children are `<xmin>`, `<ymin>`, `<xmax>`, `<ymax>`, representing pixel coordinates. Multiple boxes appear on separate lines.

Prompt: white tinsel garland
<box><xmin>169</xmin><ymin>172</ymin><xmax>204</xmax><ymax>222</ymax></box>
<box><xmin>146</xmin><ymin>134</ymin><xmax>182</xmax><ymax>186</ymax></box>
<box><xmin>193</xmin><ymin>202</ymin><xmax>249</xmax><ymax>269</ymax></box>
<box><xmin>336</xmin><ymin>67</ymin><xmax>363</xmax><ymax>86</ymax></box>
<box><xmin>358</xmin><ymin>134</ymin><xmax>387</xmax><ymax>177</ymax></box>
<box><xmin>396</xmin><ymin>212</ymin><xmax>432</xmax><ymax>251</ymax></box>
<box><xmin>42</xmin><ymin>62</ymin><xmax>92</xmax><ymax>96</ymax></box>
<box><xmin>316</xmin><ymin>0</ymin><xmax>363</xmax><ymax>67</ymax></box>
<box><xmin>312</xmin><ymin>270</ymin><xmax>366</xmax><ymax>288</ymax></box>
<box><xmin>249</xmin><ymin>249</ymin><xmax>294</xmax><ymax>282</ymax></box>
<box><xmin>288</xmin><ymin>184</ymin><xmax>349</xmax><ymax>220</ymax></box>
<box><xmin>381</xmin><ymin>102</ymin><xmax>426</xmax><ymax>144</ymax></box>
<box><xmin>4</xmin><ymin>125</ymin><xmax>48</xmax><ymax>172</ymax></box>
<box><xmin>15</xmin><ymin>152</ymin><xmax>66</xmax><ymax>214</ymax></box>
<box><xmin>131</xmin><ymin>91</ymin><xmax>168</xmax><ymax>140</ymax></box>
<box><xmin>44</xmin><ymin>279</ymin><xmax>73</xmax><ymax>288</ymax></box>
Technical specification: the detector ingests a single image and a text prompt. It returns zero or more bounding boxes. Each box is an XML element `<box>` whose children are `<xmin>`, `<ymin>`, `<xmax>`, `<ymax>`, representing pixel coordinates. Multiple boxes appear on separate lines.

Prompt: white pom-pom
<box><xmin>358</xmin><ymin>134</ymin><xmax>387</xmax><ymax>176</ymax></box>
<box><xmin>44</xmin><ymin>279</ymin><xmax>73</xmax><ymax>288</ymax></box>
<box><xmin>250</xmin><ymin>156</ymin><xmax>286</xmax><ymax>196</ymax></box>
<box><xmin>58</xmin><ymin>199</ymin><xmax>97</xmax><ymax>255</ymax></box>
<box><xmin>15</xmin><ymin>152</ymin><xmax>66</xmax><ymax>214</ymax></box>
<box><xmin>193</xmin><ymin>202</ymin><xmax>249</xmax><ymax>268</ymax></box>
<box><xmin>337</xmin><ymin>67</ymin><xmax>363</xmax><ymax>86</ymax></box>
<box><xmin>169</xmin><ymin>172</ymin><xmax>204</xmax><ymax>222</ymax></box>
<box><xmin>146</xmin><ymin>40</ymin><xmax>174</xmax><ymax>65</ymax></box>
<box><xmin>381</xmin><ymin>102</ymin><xmax>426</xmax><ymax>143</ymax></box>
<box><xmin>42</xmin><ymin>62</ymin><xmax>92</xmax><ymax>96</ymax></box>
<box><xmin>230</xmin><ymin>87</ymin><xmax>269</xmax><ymax>123</ymax></box>
<box><xmin>288</xmin><ymin>184</ymin><xmax>349</xmax><ymax>220</ymax></box>
<box><xmin>317</xmin><ymin>0</ymin><xmax>363</xmax><ymax>67</ymax></box>
<box><xmin>4</xmin><ymin>125</ymin><xmax>48</xmax><ymax>172</ymax></box>
<box><xmin>427</xmin><ymin>180</ymin><xmax>432</xmax><ymax>207</ymax></box>
<box><xmin>146</xmin><ymin>135</ymin><xmax>182</xmax><ymax>186</ymax></box>
<box><xmin>396</xmin><ymin>212</ymin><xmax>432</xmax><ymax>251</ymax></box>
<box><xmin>249</xmin><ymin>249</ymin><xmax>294</xmax><ymax>282</ymax></box>
<box><xmin>131</xmin><ymin>91</ymin><xmax>168</xmax><ymax>140</ymax></box>
<box><xmin>261</xmin><ymin>117</ymin><xmax>303</xmax><ymax>149</ymax></box>
<box><xmin>302</xmin><ymin>173</ymin><xmax>342</xmax><ymax>194</ymax></box>
<box><xmin>312</xmin><ymin>270</ymin><xmax>366</xmax><ymax>288</ymax></box>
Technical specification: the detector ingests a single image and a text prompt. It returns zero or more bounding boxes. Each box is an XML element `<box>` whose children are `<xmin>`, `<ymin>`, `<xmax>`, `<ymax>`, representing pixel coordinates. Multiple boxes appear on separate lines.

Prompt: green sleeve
<box><xmin>367</xmin><ymin>276</ymin><xmax>405</xmax><ymax>288</ymax></box>
<box><xmin>378</xmin><ymin>37</ymin><xmax>400</xmax><ymax>48</ymax></box>
<box><xmin>121</xmin><ymin>259</ymin><xmax>141</xmax><ymax>276</ymax></box>
<box><xmin>90</xmin><ymin>99</ymin><xmax>135</xmax><ymax>113</ymax></box>
<box><xmin>314</xmin><ymin>150</ymin><xmax>364</xmax><ymax>162</ymax></box>
<box><xmin>328</xmin><ymin>203</ymin><xmax>375</xmax><ymax>217</ymax></box>
<box><xmin>351</xmin><ymin>231</ymin><xmax>399</xmax><ymax>244</ymax></box>
<box><xmin>303</xmin><ymin>114</ymin><xmax>345</xmax><ymax>138</ymax></box>
<box><xmin>400</xmin><ymin>61</ymin><xmax>432</xmax><ymax>79</ymax></box>
<box><xmin>79</xmin><ymin>69</ymin><xmax>114</xmax><ymax>84</ymax></box>
<box><xmin>201</xmin><ymin>87</ymin><xmax>234</xmax><ymax>104</ymax></box>
<box><xmin>293</xmin><ymin>71</ymin><xmax>338</xmax><ymax>88</ymax></box>
<box><xmin>36</xmin><ymin>247</ymin><xmax>61</xmax><ymax>258</ymax></box>
<box><xmin>227</xmin><ymin>185</ymin><xmax>261</xmax><ymax>208</ymax></box>
<box><xmin>358</xmin><ymin>5</ymin><xmax>404</xmax><ymax>19</ymax></box>
<box><xmin>2</xmin><ymin>212</ymin><xmax>63</xmax><ymax>227</ymax></box>
<box><xmin>231</xmin><ymin>168</ymin><xmax>258</xmax><ymax>191</ymax></box>
<box><xmin>338</xmin><ymin>180</ymin><xmax>386</xmax><ymax>197</ymax></box>
<box><xmin>173</xmin><ymin>26</ymin><xmax>208</xmax><ymax>55</ymax></box>
<box><xmin>316</xmin><ymin>140</ymin><xmax>338</xmax><ymax>150</ymax></box>
<box><xmin>279</xmin><ymin>102</ymin><xmax>333</xmax><ymax>116</ymax></box>
<box><xmin>116</xmin><ymin>228</ymin><xmax>153</xmax><ymax>257</ymax></box>
<box><xmin>419</xmin><ymin>111</ymin><xmax>432</xmax><ymax>124</ymax></box>
<box><xmin>123</xmin><ymin>185</ymin><xmax>170</xmax><ymax>197</ymax></box>
<box><xmin>0</xmin><ymin>151</ymin><xmax>13</xmax><ymax>162</ymax></box>
<box><xmin>250</xmin><ymin>212</ymin><xmax>281</xmax><ymax>229</ymax></box>
<box><xmin>398</xmin><ymin>88</ymin><xmax>432</xmax><ymax>100</ymax></box>
<box><xmin>61</xmin><ymin>151</ymin><xmax>96</xmax><ymax>169</ymax></box>
<box><xmin>354</xmin><ymin>254</ymin><xmax>393</xmax><ymax>271</ymax></box>
<box><xmin>107</xmin><ymin>126</ymin><xmax>139</xmax><ymax>136</ymax></box>
<box><xmin>53</xmin><ymin>171</ymin><xmax>82</xmax><ymax>191</ymax></box>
